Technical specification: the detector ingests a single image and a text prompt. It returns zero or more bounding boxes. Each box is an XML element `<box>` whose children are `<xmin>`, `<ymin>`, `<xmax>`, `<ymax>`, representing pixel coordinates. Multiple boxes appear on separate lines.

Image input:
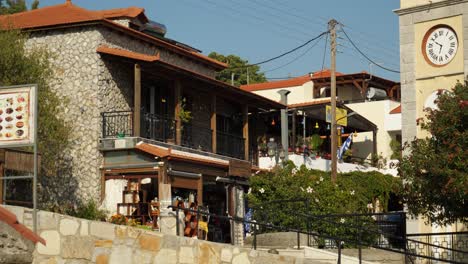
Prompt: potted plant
<box><xmin>257</xmin><ymin>136</ymin><xmax>267</xmax><ymax>156</ymax></box>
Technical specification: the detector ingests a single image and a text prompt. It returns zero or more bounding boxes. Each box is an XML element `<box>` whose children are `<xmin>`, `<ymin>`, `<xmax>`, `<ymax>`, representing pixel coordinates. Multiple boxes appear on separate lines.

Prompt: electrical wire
<box><xmin>176</xmin><ymin>0</ymin><xmax>308</xmax><ymax>42</ymax></box>
<box><xmin>262</xmin><ymin>0</ymin><xmax>400</xmax><ymax>54</ymax></box>
<box><xmin>340</xmin><ymin>26</ymin><xmax>400</xmax><ymax>74</ymax></box>
<box><xmin>229</xmin><ymin>31</ymin><xmax>329</xmax><ymax>70</ymax></box>
<box><xmin>262</xmin><ymin>33</ymin><xmax>326</xmax><ymax>73</ymax></box>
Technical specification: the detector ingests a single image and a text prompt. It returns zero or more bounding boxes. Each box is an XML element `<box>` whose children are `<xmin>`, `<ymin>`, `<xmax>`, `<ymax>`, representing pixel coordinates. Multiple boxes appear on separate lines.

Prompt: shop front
<box><xmin>101</xmin><ymin>141</ymin><xmax>257</xmax><ymax>244</ymax></box>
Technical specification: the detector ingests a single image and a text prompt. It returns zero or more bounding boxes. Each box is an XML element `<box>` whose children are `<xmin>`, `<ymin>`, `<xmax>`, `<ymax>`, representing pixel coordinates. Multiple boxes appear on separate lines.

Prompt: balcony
<box><xmin>101</xmin><ymin>111</ymin><xmax>248</xmax><ymax>161</ymax></box>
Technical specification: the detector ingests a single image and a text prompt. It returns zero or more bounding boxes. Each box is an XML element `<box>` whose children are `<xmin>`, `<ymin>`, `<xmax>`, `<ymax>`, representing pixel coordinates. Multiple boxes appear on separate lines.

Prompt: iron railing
<box><xmin>167</xmin><ymin>204</ymin><xmax>468</xmax><ymax>264</ymax></box>
<box><xmin>141</xmin><ymin>112</ymin><xmax>176</xmax><ymax>143</ymax></box>
<box><xmin>216</xmin><ymin>131</ymin><xmax>245</xmax><ymax>159</ymax></box>
<box><xmin>181</xmin><ymin>122</ymin><xmax>213</xmax><ymax>152</ymax></box>
<box><xmin>101</xmin><ymin>111</ymin><xmax>133</xmax><ymax>138</ymax></box>
<box><xmin>406</xmin><ymin>232</ymin><xmax>468</xmax><ymax>263</ymax></box>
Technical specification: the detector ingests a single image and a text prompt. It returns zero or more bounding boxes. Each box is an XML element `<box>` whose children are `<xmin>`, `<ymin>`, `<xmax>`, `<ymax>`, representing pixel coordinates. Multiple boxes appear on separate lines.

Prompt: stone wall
<box><xmin>23</xmin><ymin>22</ymin><xmax>222</xmax><ymax>205</ymax></box>
<box><xmin>0</xmin><ymin>221</ymin><xmax>35</xmax><ymax>264</ymax></box>
<box><xmin>3</xmin><ymin>205</ymin><xmax>299</xmax><ymax>264</ymax></box>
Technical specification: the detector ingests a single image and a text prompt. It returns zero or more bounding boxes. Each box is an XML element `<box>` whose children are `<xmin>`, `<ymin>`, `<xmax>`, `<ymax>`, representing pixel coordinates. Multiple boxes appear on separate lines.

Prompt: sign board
<box><xmin>0</xmin><ymin>85</ymin><xmax>37</xmax><ymax>147</ymax></box>
<box><xmin>326</xmin><ymin>105</ymin><xmax>348</xmax><ymax>127</ymax></box>
<box><xmin>229</xmin><ymin>159</ymin><xmax>251</xmax><ymax>178</ymax></box>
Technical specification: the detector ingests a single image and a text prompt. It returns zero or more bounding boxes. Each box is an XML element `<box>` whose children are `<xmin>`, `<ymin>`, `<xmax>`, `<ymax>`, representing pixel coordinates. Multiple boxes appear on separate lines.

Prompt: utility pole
<box><xmin>329</xmin><ymin>19</ymin><xmax>338</xmax><ymax>183</ymax></box>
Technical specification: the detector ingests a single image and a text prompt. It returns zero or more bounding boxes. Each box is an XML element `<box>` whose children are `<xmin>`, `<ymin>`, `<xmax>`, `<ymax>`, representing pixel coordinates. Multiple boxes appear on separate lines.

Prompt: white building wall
<box><xmin>252</xmin><ymin>81</ymin><xmax>314</xmax><ymax>104</ymax></box>
<box><xmin>346</xmin><ymin>100</ymin><xmax>401</xmax><ymax>161</ymax></box>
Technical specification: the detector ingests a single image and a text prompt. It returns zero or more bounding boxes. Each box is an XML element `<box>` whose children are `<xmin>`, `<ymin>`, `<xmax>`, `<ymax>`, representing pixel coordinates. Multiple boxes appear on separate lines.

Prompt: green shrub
<box><xmin>67</xmin><ymin>200</ymin><xmax>107</xmax><ymax>221</ymax></box>
<box><xmin>248</xmin><ymin>161</ymin><xmax>402</xmax><ymax>246</ymax></box>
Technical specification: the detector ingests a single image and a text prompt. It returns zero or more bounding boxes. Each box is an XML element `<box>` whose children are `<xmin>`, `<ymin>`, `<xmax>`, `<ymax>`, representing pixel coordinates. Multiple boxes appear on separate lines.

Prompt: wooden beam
<box><xmin>242</xmin><ymin>104</ymin><xmax>249</xmax><ymax>161</ymax></box>
<box><xmin>134</xmin><ymin>64</ymin><xmax>141</xmax><ymax>137</ymax></box>
<box><xmin>197</xmin><ymin>176</ymin><xmax>203</xmax><ymax>205</ymax></box>
<box><xmin>174</xmin><ymin>80</ymin><xmax>182</xmax><ymax>145</ymax></box>
<box><xmin>352</xmin><ymin>80</ymin><xmax>364</xmax><ymax>97</ymax></box>
<box><xmin>211</xmin><ymin>95</ymin><xmax>217</xmax><ymax>153</ymax></box>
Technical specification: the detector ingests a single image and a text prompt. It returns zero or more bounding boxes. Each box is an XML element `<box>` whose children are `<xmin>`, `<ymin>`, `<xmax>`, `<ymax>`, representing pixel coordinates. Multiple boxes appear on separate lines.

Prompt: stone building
<box><xmin>0</xmin><ymin>0</ymin><xmax>283</xmax><ymax>243</ymax></box>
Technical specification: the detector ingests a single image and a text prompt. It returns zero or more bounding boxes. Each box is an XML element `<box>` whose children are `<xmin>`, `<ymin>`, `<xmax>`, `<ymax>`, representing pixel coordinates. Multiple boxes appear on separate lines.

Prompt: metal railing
<box><xmin>167</xmin><ymin>204</ymin><xmax>468</xmax><ymax>264</ymax></box>
<box><xmin>406</xmin><ymin>232</ymin><xmax>468</xmax><ymax>263</ymax></box>
<box><xmin>216</xmin><ymin>131</ymin><xmax>245</xmax><ymax>159</ymax></box>
<box><xmin>101</xmin><ymin>111</ymin><xmax>133</xmax><ymax>138</ymax></box>
<box><xmin>141</xmin><ymin>112</ymin><xmax>176</xmax><ymax>143</ymax></box>
<box><xmin>181</xmin><ymin>122</ymin><xmax>213</xmax><ymax>152</ymax></box>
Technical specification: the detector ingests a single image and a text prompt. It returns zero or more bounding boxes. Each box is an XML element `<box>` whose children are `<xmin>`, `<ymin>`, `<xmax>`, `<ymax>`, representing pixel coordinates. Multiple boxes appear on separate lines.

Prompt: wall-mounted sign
<box><xmin>326</xmin><ymin>105</ymin><xmax>348</xmax><ymax>126</ymax></box>
<box><xmin>0</xmin><ymin>85</ymin><xmax>36</xmax><ymax>147</ymax></box>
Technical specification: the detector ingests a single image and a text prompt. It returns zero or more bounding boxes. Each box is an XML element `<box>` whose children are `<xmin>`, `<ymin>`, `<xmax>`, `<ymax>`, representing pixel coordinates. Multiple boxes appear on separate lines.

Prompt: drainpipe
<box><xmin>278</xmin><ymin>90</ymin><xmax>291</xmax><ymax>161</ymax></box>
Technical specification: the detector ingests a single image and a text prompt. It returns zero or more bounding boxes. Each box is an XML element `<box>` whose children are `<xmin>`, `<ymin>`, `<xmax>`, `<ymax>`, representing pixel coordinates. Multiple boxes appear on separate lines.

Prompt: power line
<box><xmin>261</xmin><ymin>0</ymin><xmax>400</xmax><ymax>54</ymax></box>
<box><xmin>321</xmin><ymin>32</ymin><xmax>329</xmax><ymax>72</ymax></box>
<box><xmin>262</xmin><ymin>33</ymin><xmax>326</xmax><ymax>73</ymax></box>
<box><xmin>200</xmin><ymin>0</ymin><xmax>311</xmax><ymax>42</ymax></box>
<box><xmin>176</xmin><ymin>0</ymin><xmax>308</xmax><ymax>42</ymax></box>
<box><xmin>340</xmin><ymin>26</ymin><xmax>400</xmax><ymax>74</ymax></box>
<box><xmin>229</xmin><ymin>31</ymin><xmax>329</xmax><ymax>70</ymax></box>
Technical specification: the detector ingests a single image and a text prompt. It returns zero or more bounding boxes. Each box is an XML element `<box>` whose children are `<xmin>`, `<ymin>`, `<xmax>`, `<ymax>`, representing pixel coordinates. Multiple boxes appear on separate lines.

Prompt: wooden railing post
<box><xmin>211</xmin><ymin>95</ymin><xmax>217</xmax><ymax>153</ymax></box>
<box><xmin>242</xmin><ymin>105</ymin><xmax>249</xmax><ymax>161</ymax></box>
<box><xmin>134</xmin><ymin>64</ymin><xmax>141</xmax><ymax>137</ymax></box>
<box><xmin>174</xmin><ymin>80</ymin><xmax>182</xmax><ymax>145</ymax></box>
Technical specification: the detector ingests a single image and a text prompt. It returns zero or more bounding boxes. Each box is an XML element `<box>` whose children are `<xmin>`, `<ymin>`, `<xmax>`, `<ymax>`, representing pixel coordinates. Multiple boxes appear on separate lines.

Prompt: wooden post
<box><xmin>134</xmin><ymin>64</ymin><xmax>141</xmax><ymax>137</ymax></box>
<box><xmin>197</xmin><ymin>176</ymin><xmax>203</xmax><ymax>205</ymax></box>
<box><xmin>174</xmin><ymin>80</ymin><xmax>182</xmax><ymax>145</ymax></box>
<box><xmin>329</xmin><ymin>19</ymin><xmax>338</xmax><ymax>183</ymax></box>
<box><xmin>211</xmin><ymin>95</ymin><xmax>217</xmax><ymax>153</ymax></box>
<box><xmin>242</xmin><ymin>105</ymin><xmax>249</xmax><ymax>161</ymax></box>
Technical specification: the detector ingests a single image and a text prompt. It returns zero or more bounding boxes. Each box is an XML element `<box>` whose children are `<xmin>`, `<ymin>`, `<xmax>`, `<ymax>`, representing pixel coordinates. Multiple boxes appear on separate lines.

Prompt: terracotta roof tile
<box><xmin>311</xmin><ymin>69</ymin><xmax>344</xmax><ymax>78</ymax></box>
<box><xmin>240</xmin><ymin>75</ymin><xmax>312</xmax><ymax>92</ymax></box>
<box><xmin>0</xmin><ymin>207</ymin><xmax>45</xmax><ymax>245</ymax></box>
<box><xmin>0</xmin><ymin>2</ymin><xmax>225</xmax><ymax>70</ymax></box>
<box><xmin>97</xmin><ymin>45</ymin><xmax>160</xmax><ymax>62</ymax></box>
<box><xmin>390</xmin><ymin>105</ymin><xmax>401</xmax><ymax>114</ymax></box>
<box><xmin>0</xmin><ymin>1</ymin><xmax>145</xmax><ymax>30</ymax></box>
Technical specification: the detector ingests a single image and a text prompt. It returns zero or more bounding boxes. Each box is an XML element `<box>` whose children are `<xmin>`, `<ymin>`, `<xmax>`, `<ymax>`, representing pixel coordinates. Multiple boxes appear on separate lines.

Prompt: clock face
<box><xmin>422</xmin><ymin>25</ymin><xmax>458</xmax><ymax>67</ymax></box>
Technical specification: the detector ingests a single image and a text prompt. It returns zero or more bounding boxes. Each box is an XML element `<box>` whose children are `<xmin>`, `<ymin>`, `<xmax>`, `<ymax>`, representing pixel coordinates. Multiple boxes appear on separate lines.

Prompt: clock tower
<box><xmin>395</xmin><ymin>0</ymin><xmax>466</xmax><ymax>142</ymax></box>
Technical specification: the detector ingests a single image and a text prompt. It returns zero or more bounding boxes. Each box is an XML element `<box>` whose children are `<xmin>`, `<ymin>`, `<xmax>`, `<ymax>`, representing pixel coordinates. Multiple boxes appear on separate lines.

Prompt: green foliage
<box><xmin>308</xmin><ymin>134</ymin><xmax>323</xmax><ymax>151</ymax></box>
<box><xmin>0</xmin><ymin>30</ymin><xmax>71</xmax><ymax>177</ymax></box>
<box><xmin>0</xmin><ymin>0</ymin><xmax>39</xmax><ymax>14</ymax></box>
<box><xmin>179</xmin><ymin>97</ymin><xmax>192</xmax><ymax>123</ymax></box>
<box><xmin>208</xmin><ymin>52</ymin><xmax>267</xmax><ymax>87</ymax></box>
<box><xmin>399</xmin><ymin>82</ymin><xmax>467</xmax><ymax>225</ymax></box>
<box><xmin>389</xmin><ymin>139</ymin><xmax>401</xmax><ymax>160</ymax></box>
<box><xmin>67</xmin><ymin>200</ymin><xmax>107</xmax><ymax>221</ymax></box>
<box><xmin>248</xmin><ymin>162</ymin><xmax>402</xmax><ymax>245</ymax></box>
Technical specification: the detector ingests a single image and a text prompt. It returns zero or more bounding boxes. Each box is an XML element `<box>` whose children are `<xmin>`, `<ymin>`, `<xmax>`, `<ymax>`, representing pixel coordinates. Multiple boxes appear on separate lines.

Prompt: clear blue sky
<box><xmin>35</xmin><ymin>0</ymin><xmax>401</xmax><ymax>81</ymax></box>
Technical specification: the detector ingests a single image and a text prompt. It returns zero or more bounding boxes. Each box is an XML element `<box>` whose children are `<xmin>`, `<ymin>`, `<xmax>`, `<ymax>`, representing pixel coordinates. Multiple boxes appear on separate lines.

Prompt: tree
<box><xmin>0</xmin><ymin>30</ymin><xmax>71</xmax><ymax>177</ymax></box>
<box><xmin>208</xmin><ymin>52</ymin><xmax>267</xmax><ymax>87</ymax></box>
<box><xmin>0</xmin><ymin>0</ymin><xmax>39</xmax><ymax>14</ymax></box>
<box><xmin>399</xmin><ymin>82</ymin><xmax>467</xmax><ymax>225</ymax></box>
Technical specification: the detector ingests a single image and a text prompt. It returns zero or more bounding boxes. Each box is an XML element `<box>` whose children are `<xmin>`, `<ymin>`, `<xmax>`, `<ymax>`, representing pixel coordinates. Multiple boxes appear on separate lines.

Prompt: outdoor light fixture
<box><xmin>315</xmin><ymin>122</ymin><xmax>319</xmax><ymax>129</ymax></box>
<box><xmin>327</xmin><ymin>124</ymin><xmax>330</xmax><ymax>130</ymax></box>
<box><xmin>271</xmin><ymin>118</ymin><xmax>276</xmax><ymax>126</ymax></box>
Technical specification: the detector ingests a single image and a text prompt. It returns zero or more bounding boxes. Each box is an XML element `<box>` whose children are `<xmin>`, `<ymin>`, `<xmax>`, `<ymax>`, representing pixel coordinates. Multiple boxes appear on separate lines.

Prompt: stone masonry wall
<box><xmin>3</xmin><ymin>205</ymin><xmax>299</xmax><ymax>264</ymax></box>
<box><xmin>23</xmin><ymin>23</ymin><xmax>221</xmax><ymax>205</ymax></box>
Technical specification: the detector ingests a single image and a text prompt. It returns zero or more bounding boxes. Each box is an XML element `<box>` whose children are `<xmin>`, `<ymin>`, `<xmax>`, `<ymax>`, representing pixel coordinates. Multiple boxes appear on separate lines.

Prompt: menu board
<box><xmin>0</xmin><ymin>85</ymin><xmax>36</xmax><ymax>147</ymax></box>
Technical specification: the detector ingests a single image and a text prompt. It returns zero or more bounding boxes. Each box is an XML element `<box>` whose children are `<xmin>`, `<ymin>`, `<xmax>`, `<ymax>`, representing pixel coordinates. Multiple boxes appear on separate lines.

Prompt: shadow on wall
<box><xmin>351</xmin><ymin>139</ymin><xmax>373</xmax><ymax>161</ymax></box>
<box><xmin>38</xmin><ymin>158</ymin><xmax>79</xmax><ymax>213</ymax></box>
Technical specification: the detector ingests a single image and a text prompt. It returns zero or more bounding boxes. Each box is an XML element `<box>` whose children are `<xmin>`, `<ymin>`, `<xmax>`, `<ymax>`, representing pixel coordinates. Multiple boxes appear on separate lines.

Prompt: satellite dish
<box><xmin>424</xmin><ymin>89</ymin><xmax>448</xmax><ymax>110</ymax></box>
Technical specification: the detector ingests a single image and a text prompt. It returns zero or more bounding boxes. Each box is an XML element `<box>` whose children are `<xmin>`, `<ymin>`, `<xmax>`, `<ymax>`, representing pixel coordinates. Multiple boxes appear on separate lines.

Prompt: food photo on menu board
<box><xmin>0</xmin><ymin>91</ymin><xmax>29</xmax><ymax>142</ymax></box>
